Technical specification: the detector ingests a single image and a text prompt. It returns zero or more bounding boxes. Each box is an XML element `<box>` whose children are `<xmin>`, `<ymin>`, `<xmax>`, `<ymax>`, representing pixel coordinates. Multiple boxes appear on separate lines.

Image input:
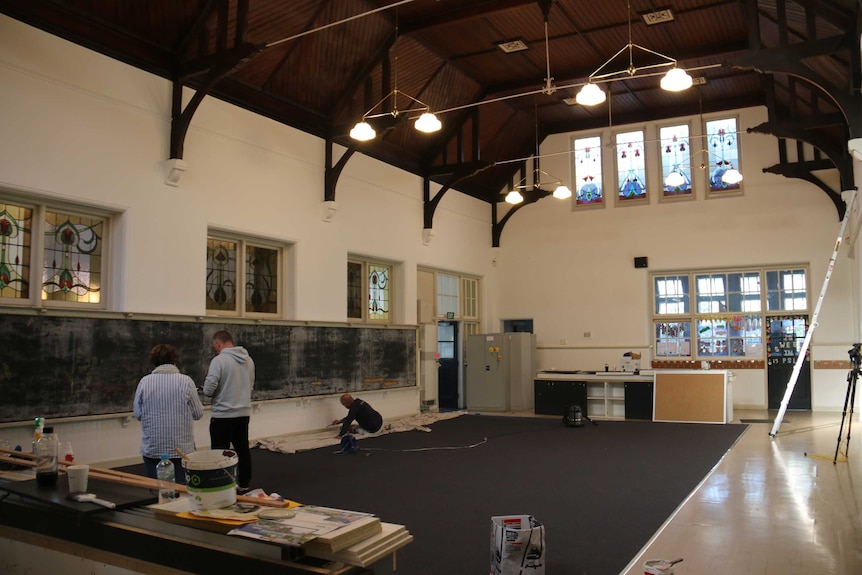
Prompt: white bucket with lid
<box><xmin>184</xmin><ymin>449</ymin><xmax>239</xmax><ymax>510</ymax></box>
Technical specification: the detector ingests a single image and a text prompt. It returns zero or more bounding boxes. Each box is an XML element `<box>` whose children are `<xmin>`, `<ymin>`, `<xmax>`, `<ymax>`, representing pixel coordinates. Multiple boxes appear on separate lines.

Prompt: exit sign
<box><xmin>446</xmin><ymin>312</ymin><xmax>455</xmax><ymax>319</ymax></box>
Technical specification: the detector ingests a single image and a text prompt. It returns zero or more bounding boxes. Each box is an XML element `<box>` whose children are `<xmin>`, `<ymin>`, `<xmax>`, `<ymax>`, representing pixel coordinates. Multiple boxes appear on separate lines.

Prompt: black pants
<box><xmin>209</xmin><ymin>416</ymin><xmax>251</xmax><ymax>488</ymax></box>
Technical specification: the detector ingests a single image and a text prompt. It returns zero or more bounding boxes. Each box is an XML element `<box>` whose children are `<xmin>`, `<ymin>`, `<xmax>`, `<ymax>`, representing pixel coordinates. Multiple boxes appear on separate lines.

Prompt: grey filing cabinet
<box><xmin>466</xmin><ymin>333</ymin><xmax>536</xmax><ymax>412</ymax></box>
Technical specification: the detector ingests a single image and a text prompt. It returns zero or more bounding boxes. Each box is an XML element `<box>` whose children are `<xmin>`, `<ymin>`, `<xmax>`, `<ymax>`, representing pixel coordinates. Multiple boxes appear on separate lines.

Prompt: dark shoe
<box><xmin>236</xmin><ymin>485</ymin><xmax>251</xmax><ymax>495</ymax></box>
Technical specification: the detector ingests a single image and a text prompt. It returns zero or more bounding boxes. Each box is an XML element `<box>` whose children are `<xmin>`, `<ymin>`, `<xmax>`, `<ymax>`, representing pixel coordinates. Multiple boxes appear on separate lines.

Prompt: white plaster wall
<box><xmin>0</xmin><ymin>16</ymin><xmax>491</xmax><ymax>465</ymax></box>
<box><xmin>1</xmin><ymin>14</ymin><xmax>860</xmax><ymax>469</ymax></box>
<box><xmin>493</xmin><ymin>108</ymin><xmax>861</xmax><ymax>410</ymax></box>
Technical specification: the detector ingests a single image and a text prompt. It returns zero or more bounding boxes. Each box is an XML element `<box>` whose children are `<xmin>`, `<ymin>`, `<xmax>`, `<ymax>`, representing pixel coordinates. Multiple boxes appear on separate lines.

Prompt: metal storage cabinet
<box><xmin>465</xmin><ymin>333</ymin><xmax>536</xmax><ymax>411</ymax></box>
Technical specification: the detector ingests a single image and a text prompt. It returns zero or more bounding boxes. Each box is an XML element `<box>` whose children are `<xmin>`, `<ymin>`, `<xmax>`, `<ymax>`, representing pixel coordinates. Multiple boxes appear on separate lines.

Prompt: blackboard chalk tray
<box><xmin>0</xmin><ymin>476</ymin><xmax>157</xmax><ymax>514</ymax></box>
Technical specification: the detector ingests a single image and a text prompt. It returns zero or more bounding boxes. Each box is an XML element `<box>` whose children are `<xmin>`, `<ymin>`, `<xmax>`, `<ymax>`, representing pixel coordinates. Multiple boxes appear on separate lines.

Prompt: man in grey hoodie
<box><xmin>203</xmin><ymin>330</ymin><xmax>255</xmax><ymax>492</ymax></box>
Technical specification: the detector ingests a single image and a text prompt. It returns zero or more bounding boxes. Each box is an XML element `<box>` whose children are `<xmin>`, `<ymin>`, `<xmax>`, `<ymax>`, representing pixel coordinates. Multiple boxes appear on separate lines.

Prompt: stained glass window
<box><xmin>0</xmin><ymin>203</ymin><xmax>32</xmax><ymax>299</ymax></box>
<box><xmin>42</xmin><ymin>211</ymin><xmax>103</xmax><ymax>303</ymax></box>
<box><xmin>368</xmin><ymin>264</ymin><xmax>390</xmax><ymax>321</ymax></box>
<box><xmin>572</xmin><ymin>135</ymin><xmax>603</xmax><ymax>208</ymax></box>
<box><xmin>347</xmin><ymin>261</ymin><xmax>363</xmax><ymax>319</ymax></box>
<box><xmin>615</xmin><ymin>130</ymin><xmax>647</xmax><ymax>203</ymax></box>
<box><xmin>245</xmin><ymin>245</ymin><xmax>278</xmax><ymax>314</ymax></box>
<box><xmin>705</xmin><ymin>117</ymin><xmax>742</xmax><ymax>195</ymax></box>
<box><xmin>348</xmin><ymin>258</ymin><xmax>394</xmax><ymax>322</ymax></box>
<box><xmin>659</xmin><ymin>124</ymin><xmax>693</xmax><ymax>199</ymax></box>
<box><xmin>207</xmin><ymin>235</ymin><xmax>282</xmax><ymax>316</ymax></box>
<box><xmin>206</xmin><ymin>237</ymin><xmax>237</xmax><ymax>312</ymax></box>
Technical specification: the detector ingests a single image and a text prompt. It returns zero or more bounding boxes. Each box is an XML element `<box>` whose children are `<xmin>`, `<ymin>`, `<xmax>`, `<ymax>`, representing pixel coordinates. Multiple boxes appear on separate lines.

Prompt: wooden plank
<box><xmin>653</xmin><ymin>372</ymin><xmax>727</xmax><ymax>423</ymax></box>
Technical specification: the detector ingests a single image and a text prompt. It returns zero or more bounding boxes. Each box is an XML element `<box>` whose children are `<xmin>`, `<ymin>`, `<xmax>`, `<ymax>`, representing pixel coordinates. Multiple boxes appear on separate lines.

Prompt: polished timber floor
<box><xmin>619</xmin><ymin>409</ymin><xmax>862</xmax><ymax>575</ymax></box>
<box><xmin>493</xmin><ymin>408</ymin><xmax>862</xmax><ymax>574</ymax></box>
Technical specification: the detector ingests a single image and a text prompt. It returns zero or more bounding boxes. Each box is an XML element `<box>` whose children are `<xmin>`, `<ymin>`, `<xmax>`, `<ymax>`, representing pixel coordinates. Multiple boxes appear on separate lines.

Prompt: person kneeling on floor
<box><xmin>331</xmin><ymin>393</ymin><xmax>383</xmax><ymax>438</ymax></box>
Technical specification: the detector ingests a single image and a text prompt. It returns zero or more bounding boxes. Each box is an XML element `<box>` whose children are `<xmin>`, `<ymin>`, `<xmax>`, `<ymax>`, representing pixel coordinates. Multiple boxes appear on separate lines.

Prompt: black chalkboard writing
<box><xmin>0</xmin><ymin>314</ymin><xmax>416</xmax><ymax>423</ymax></box>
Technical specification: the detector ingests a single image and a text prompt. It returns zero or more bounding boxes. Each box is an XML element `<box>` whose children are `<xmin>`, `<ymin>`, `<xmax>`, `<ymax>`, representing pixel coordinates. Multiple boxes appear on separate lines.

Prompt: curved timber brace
<box><xmin>323</xmin><ymin>138</ymin><xmax>357</xmax><ymax>222</ymax></box>
<box><xmin>422</xmin><ymin>162</ymin><xmax>492</xmax><ymax>242</ymax></box>
<box><xmin>730</xmin><ymin>0</ymin><xmax>862</xmax><ymax>218</ymax></box>
<box><xmin>492</xmin><ymin>162</ymin><xmax>551</xmax><ymax>247</ymax></box>
<box><xmin>165</xmin><ymin>0</ymin><xmax>265</xmax><ymax>186</ymax></box>
<box><xmin>749</xmin><ymin>75</ymin><xmax>852</xmax><ymax>218</ymax></box>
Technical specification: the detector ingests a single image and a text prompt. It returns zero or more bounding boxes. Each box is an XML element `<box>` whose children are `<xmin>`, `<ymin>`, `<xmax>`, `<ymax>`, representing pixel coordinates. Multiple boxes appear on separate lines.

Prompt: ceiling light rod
<box><xmin>267</xmin><ymin>0</ymin><xmax>418</xmax><ymax>48</ymax></box>
<box><xmin>433</xmin><ymin>63</ymin><xmax>721</xmax><ymax>116</ymax></box>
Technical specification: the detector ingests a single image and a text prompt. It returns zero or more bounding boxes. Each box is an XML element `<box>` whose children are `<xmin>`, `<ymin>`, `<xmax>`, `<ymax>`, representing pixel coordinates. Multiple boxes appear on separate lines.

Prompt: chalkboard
<box><xmin>0</xmin><ymin>315</ymin><xmax>417</xmax><ymax>423</ymax></box>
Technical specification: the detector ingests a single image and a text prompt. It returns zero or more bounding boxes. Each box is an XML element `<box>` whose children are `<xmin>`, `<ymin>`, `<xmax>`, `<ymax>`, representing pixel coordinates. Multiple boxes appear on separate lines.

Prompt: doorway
<box><xmin>437</xmin><ymin>321</ymin><xmax>460</xmax><ymax>410</ymax></box>
<box><xmin>766</xmin><ymin>315</ymin><xmax>811</xmax><ymax>410</ymax></box>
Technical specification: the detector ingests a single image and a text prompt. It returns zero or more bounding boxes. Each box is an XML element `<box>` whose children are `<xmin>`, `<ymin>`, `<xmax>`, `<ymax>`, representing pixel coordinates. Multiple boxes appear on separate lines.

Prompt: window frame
<box><xmin>651</xmin><ymin>265</ymin><xmax>809</xmax><ymax>360</ymax></box>
<box><xmin>432</xmin><ymin>271</ymin><xmax>480</xmax><ymax>320</ymax></box>
<box><xmin>657</xmin><ymin>121</ymin><xmax>694</xmax><ymax>202</ymax></box>
<box><xmin>206</xmin><ymin>230</ymin><xmax>284</xmax><ymax>318</ymax></box>
<box><xmin>347</xmin><ymin>257</ymin><xmax>395</xmax><ymax>324</ymax></box>
<box><xmin>0</xmin><ymin>195</ymin><xmax>112</xmax><ymax>310</ymax></box>
<box><xmin>704</xmin><ymin>115</ymin><xmax>744</xmax><ymax>198</ymax></box>
<box><xmin>613</xmin><ymin>128</ymin><xmax>649</xmax><ymax>207</ymax></box>
<box><xmin>571</xmin><ymin>133</ymin><xmax>605</xmax><ymax>210</ymax></box>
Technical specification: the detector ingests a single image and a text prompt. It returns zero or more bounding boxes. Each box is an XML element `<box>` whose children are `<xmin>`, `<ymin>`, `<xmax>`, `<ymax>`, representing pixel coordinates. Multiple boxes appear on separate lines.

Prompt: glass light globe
<box><xmin>349</xmin><ymin>121</ymin><xmax>376</xmax><ymax>141</ymax></box>
<box><xmin>552</xmin><ymin>185</ymin><xmax>572</xmax><ymax>199</ymax></box>
<box><xmin>661</xmin><ymin>67</ymin><xmax>693</xmax><ymax>92</ymax></box>
<box><xmin>414</xmin><ymin>112</ymin><xmax>442</xmax><ymax>133</ymax></box>
<box><xmin>575</xmin><ymin>83</ymin><xmax>606</xmax><ymax>106</ymax></box>
<box><xmin>505</xmin><ymin>190</ymin><xmax>524</xmax><ymax>204</ymax></box>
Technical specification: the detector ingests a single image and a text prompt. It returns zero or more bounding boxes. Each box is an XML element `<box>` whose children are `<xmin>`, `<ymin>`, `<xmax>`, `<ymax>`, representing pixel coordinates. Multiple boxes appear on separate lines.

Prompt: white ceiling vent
<box><xmin>497</xmin><ymin>39</ymin><xmax>529</xmax><ymax>53</ymax></box>
<box><xmin>642</xmin><ymin>9</ymin><xmax>674</xmax><ymax>26</ymax></box>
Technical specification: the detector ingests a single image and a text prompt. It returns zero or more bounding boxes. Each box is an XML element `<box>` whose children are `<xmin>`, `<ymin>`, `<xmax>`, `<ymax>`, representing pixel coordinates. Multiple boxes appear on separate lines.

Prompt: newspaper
<box><xmin>228</xmin><ymin>505</ymin><xmax>375</xmax><ymax>547</ymax></box>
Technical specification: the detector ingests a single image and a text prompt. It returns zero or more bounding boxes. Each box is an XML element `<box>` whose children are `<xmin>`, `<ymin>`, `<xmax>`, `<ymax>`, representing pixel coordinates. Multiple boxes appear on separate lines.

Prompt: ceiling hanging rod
<box><xmin>433</xmin><ymin>63</ymin><xmax>722</xmax><ymax>116</ymax></box>
<box><xmin>266</xmin><ymin>0</ymin><xmax>418</xmax><ymax>48</ymax></box>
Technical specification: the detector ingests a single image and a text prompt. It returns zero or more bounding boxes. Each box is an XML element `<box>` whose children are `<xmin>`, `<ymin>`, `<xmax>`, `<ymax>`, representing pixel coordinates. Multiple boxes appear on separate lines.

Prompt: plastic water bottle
<box><xmin>156</xmin><ymin>454</ymin><xmax>178</xmax><ymax>504</ymax></box>
<box><xmin>35</xmin><ymin>426</ymin><xmax>59</xmax><ymax>486</ymax></box>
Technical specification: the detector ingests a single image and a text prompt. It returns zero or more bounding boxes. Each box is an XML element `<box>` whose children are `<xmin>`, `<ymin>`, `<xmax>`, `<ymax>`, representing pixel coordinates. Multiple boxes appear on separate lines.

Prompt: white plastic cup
<box><xmin>66</xmin><ymin>464</ymin><xmax>89</xmax><ymax>493</ymax></box>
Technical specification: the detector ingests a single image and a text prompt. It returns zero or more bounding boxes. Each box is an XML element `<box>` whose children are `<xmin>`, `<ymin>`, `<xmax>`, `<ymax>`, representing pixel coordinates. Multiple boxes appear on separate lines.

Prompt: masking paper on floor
<box><xmin>491</xmin><ymin>515</ymin><xmax>545</xmax><ymax>575</ymax></box>
<box><xmin>253</xmin><ymin>412</ymin><xmax>464</xmax><ymax>454</ymax></box>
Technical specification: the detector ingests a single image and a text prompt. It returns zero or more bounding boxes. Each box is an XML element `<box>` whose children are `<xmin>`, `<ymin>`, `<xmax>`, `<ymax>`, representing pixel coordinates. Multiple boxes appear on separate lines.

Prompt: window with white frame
<box><xmin>434</xmin><ymin>271</ymin><xmax>479</xmax><ymax>319</ymax></box>
<box><xmin>436</xmin><ymin>273</ymin><xmax>458</xmax><ymax>317</ymax></box>
<box><xmin>348</xmin><ymin>258</ymin><xmax>393</xmax><ymax>322</ymax></box>
<box><xmin>206</xmin><ymin>233</ymin><xmax>282</xmax><ymax>316</ymax></box>
<box><xmin>1</xmin><ymin>197</ymin><xmax>108</xmax><ymax>307</ymax></box>
<box><xmin>652</xmin><ymin>266</ymin><xmax>807</xmax><ymax>359</ymax></box>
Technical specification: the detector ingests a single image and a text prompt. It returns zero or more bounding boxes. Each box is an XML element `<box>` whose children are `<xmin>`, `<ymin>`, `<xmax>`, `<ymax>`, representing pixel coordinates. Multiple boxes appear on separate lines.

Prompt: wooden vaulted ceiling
<box><xmin>2</xmin><ymin>0</ymin><xmax>860</xmax><ymax>213</ymax></box>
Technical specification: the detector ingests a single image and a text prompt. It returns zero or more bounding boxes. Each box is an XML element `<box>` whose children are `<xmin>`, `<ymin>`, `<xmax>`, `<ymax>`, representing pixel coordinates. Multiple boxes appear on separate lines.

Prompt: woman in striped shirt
<box><xmin>133</xmin><ymin>344</ymin><xmax>205</xmax><ymax>483</ymax></box>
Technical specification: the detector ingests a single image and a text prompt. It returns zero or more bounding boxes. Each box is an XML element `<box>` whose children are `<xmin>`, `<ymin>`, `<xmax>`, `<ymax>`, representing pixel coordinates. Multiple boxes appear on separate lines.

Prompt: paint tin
<box><xmin>184</xmin><ymin>449</ymin><xmax>239</xmax><ymax>510</ymax></box>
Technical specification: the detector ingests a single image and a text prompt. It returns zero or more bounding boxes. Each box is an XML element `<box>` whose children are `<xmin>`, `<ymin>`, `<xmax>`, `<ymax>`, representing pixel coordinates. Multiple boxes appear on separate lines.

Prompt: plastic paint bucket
<box><xmin>184</xmin><ymin>449</ymin><xmax>239</xmax><ymax>510</ymax></box>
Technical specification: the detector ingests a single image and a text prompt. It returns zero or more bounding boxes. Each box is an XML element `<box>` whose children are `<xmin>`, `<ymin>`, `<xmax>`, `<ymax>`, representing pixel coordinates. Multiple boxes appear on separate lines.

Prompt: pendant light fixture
<box><xmin>575</xmin><ymin>0</ymin><xmax>693</xmax><ymax>106</ymax></box>
<box><xmin>349</xmin><ymin>13</ymin><xmax>441</xmax><ymax>141</ymax></box>
<box><xmin>505</xmin><ymin>97</ymin><xmax>572</xmax><ymax>205</ymax></box>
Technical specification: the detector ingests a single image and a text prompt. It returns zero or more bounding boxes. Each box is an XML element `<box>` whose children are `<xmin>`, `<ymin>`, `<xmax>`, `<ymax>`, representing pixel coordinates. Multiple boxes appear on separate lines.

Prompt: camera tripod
<box><xmin>833</xmin><ymin>344</ymin><xmax>860</xmax><ymax>464</ymax></box>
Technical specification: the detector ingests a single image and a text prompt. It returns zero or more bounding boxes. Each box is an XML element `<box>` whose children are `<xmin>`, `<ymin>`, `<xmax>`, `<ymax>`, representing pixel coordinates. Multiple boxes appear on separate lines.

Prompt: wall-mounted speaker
<box><xmin>634</xmin><ymin>256</ymin><xmax>648</xmax><ymax>269</ymax></box>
